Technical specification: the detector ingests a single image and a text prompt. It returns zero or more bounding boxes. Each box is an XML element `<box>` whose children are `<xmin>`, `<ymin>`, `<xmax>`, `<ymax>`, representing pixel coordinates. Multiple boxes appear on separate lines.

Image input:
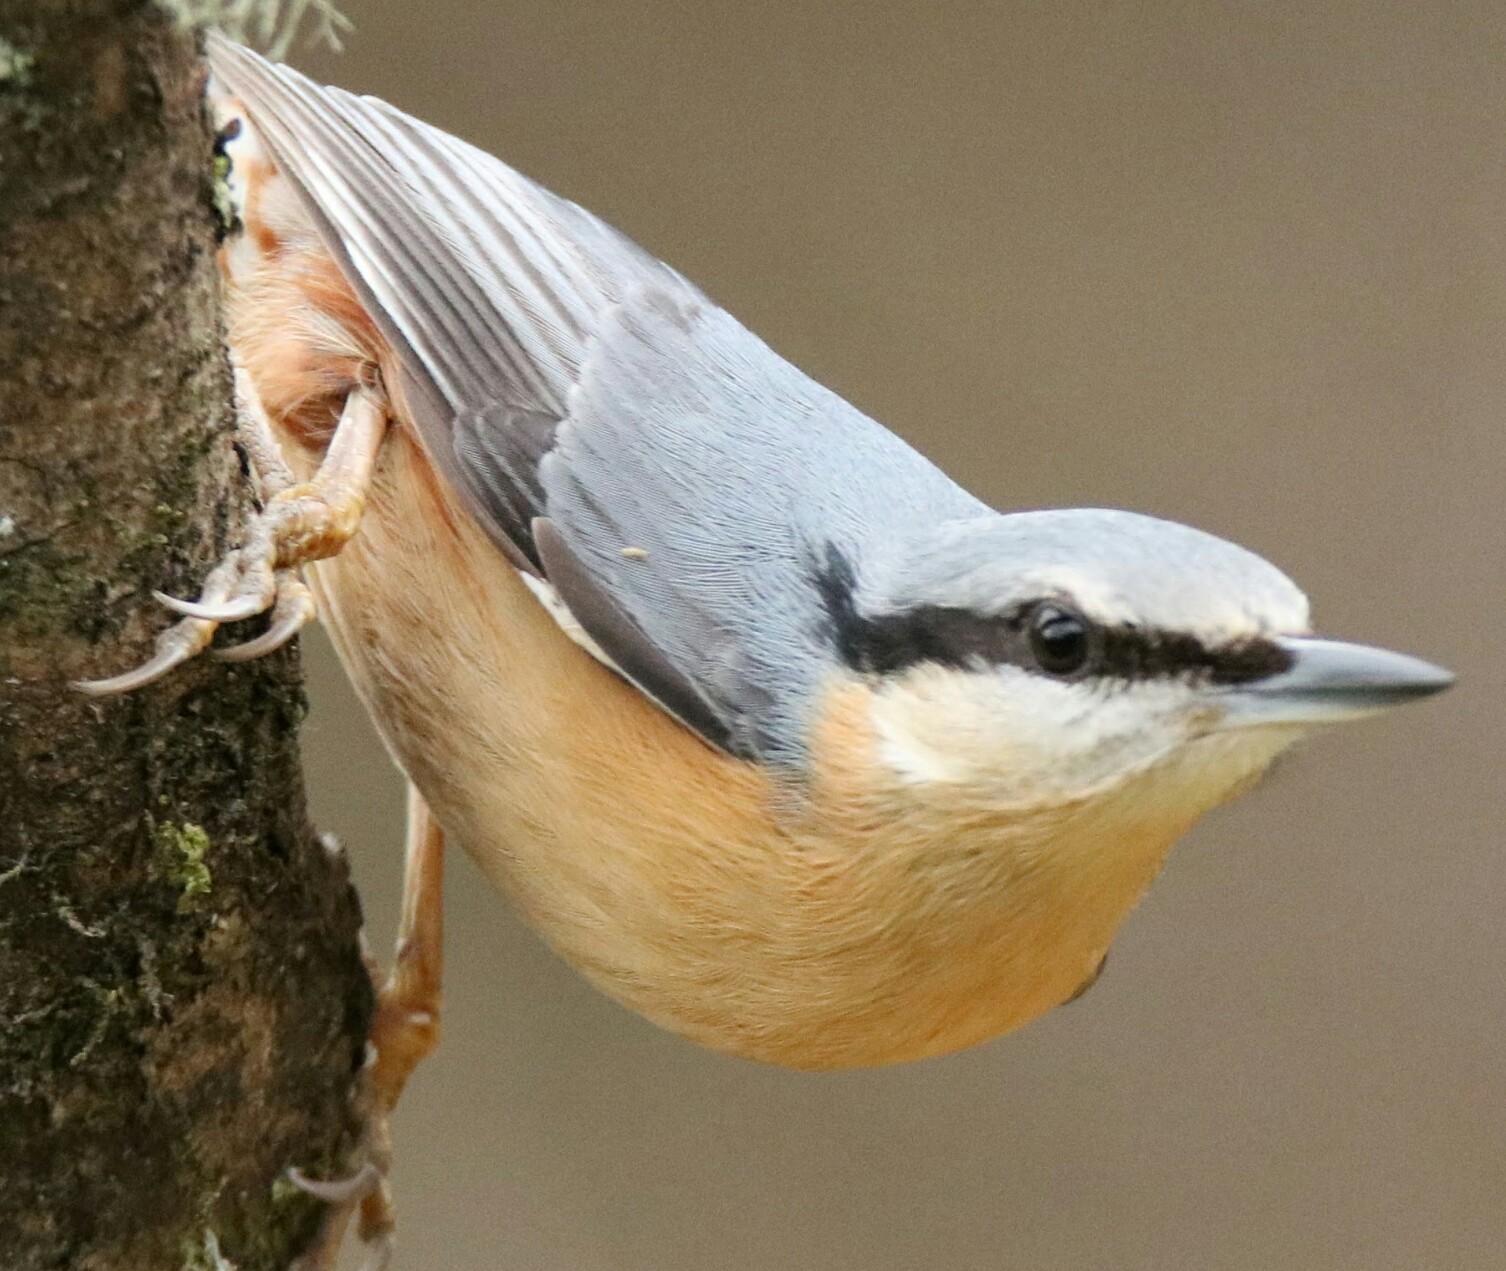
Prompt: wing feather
<box><xmin>208</xmin><ymin>37</ymin><xmax>982</xmax><ymax>763</ymax></box>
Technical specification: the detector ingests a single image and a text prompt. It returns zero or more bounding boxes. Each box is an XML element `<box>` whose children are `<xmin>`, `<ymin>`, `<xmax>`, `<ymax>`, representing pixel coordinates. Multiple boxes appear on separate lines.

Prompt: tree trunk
<box><xmin>0</xmin><ymin>4</ymin><xmax>372</xmax><ymax>1268</ymax></box>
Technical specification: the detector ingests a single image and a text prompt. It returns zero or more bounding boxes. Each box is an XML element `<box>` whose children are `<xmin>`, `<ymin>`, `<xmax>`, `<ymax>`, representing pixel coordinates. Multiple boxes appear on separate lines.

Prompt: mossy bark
<box><xmin>0</xmin><ymin>4</ymin><xmax>372</xmax><ymax>1268</ymax></box>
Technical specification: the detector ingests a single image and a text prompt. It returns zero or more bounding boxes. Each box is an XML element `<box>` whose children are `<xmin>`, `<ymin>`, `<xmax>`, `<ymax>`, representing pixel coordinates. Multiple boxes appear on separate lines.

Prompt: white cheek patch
<box><xmin>967</xmin><ymin>674</ymin><xmax>1189</xmax><ymax>792</ymax></box>
<box><xmin>869</xmin><ymin>666</ymin><xmax>1194</xmax><ymax>799</ymax></box>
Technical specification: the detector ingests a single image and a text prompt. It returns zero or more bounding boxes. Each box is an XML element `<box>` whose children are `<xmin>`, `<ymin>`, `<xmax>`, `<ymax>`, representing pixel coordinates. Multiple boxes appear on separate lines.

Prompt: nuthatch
<box><xmin>80</xmin><ymin>36</ymin><xmax>1453</xmax><ymax>1267</ymax></box>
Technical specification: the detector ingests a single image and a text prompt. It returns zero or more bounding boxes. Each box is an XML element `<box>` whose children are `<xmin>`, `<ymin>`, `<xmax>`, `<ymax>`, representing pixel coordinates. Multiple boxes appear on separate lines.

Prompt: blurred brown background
<box><xmin>288</xmin><ymin>3</ymin><xmax>1503</xmax><ymax>1268</ymax></box>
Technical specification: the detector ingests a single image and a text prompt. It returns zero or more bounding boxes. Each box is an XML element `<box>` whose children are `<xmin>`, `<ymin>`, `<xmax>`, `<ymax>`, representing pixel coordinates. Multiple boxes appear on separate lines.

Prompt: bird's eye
<box><xmin>1027</xmin><ymin>603</ymin><xmax>1092</xmax><ymax>677</ymax></box>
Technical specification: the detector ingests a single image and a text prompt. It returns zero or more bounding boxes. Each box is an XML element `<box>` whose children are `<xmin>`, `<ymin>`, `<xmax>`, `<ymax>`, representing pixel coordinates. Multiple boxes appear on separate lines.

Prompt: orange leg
<box><xmin>363</xmin><ymin>782</ymin><xmax>446</xmax><ymax>1248</ymax></box>
<box><xmin>293</xmin><ymin>783</ymin><xmax>446</xmax><ymax>1271</ymax></box>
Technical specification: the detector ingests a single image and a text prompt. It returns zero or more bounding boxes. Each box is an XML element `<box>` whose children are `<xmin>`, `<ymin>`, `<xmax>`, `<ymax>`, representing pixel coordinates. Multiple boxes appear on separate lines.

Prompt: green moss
<box><xmin>155</xmin><ymin>822</ymin><xmax>213</xmax><ymax>910</ymax></box>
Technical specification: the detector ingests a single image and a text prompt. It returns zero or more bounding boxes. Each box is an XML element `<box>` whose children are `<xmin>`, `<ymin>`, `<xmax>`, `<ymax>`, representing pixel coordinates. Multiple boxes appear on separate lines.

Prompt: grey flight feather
<box><xmin>209</xmin><ymin>37</ymin><xmax>984</xmax><ymax>763</ymax></box>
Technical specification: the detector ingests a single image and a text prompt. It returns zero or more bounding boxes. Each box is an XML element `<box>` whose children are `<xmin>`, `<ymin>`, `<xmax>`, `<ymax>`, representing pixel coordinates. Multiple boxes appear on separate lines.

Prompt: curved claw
<box><xmin>74</xmin><ymin>556</ymin><xmax>240</xmax><ymax>696</ymax></box>
<box><xmin>214</xmin><ymin>576</ymin><xmax>315</xmax><ymax>662</ymax></box>
<box><xmin>72</xmin><ymin>637</ymin><xmax>204</xmax><ymax>696</ymax></box>
<box><xmin>288</xmin><ymin>1161</ymin><xmax>383</xmax><ymax>1205</ymax></box>
<box><xmin>153</xmin><ymin>589</ymin><xmax>267</xmax><ymax>624</ymax></box>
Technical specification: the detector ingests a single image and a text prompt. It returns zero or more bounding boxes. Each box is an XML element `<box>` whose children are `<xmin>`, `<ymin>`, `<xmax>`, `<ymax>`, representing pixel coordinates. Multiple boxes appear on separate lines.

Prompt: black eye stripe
<box><xmin>1096</xmin><ymin>625</ymin><xmax>1293</xmax><ymax>685</ymax></box>
<box><xmin>812</xmin><ymin>547</ymin><xmax>1292</xmax><ymax>686</ymax></box>
<box><xmin>837</xmin><ymin>605</ymin><xmax>1290</xmax><ymax>684</ymax></box>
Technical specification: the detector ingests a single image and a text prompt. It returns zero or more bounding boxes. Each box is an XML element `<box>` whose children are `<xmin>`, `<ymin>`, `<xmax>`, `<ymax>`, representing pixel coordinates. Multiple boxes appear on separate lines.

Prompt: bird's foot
<box><xmin>289</xmin><ymin>788</ymin><xmax>445</xmax><ymax>1271</ymax></box>
<box><xmin>288</xmin><ymin>1159</ymin><xmax>393</xmax><ymax>1271</ymax></box>
<box><xmin>74</xmin><ymin>382</ymin><xmax>385</xmax><ymax>695</ymax></box>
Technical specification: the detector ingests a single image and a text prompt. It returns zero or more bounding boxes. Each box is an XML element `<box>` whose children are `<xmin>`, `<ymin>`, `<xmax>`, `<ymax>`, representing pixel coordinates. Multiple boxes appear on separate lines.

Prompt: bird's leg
<box><xmin>361</xmin><ymin>781</ymin><xmax>446</xmax><ymax>1250</ymax></box>
<box><xmin>231</xmin><ymin>364</ymin><xmax>297</xmax><ymax>501</ymax></box>
<box><xmin>75</xmin><ymin>378</ymin><xmax>387</xmax><ymax>694</ymax></box>
<box><xmin>292</xmin><ymin>783</ymin><xmax>446</xmax><ymax>1271</ymax></box>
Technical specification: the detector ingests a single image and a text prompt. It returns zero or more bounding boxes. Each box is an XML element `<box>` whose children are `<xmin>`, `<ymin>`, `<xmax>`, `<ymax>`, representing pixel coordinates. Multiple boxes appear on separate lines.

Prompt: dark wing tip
<box><xmin>532</xmin><ymin>519</ymin><xmax>744</xmax><ymax>757</ymax></box>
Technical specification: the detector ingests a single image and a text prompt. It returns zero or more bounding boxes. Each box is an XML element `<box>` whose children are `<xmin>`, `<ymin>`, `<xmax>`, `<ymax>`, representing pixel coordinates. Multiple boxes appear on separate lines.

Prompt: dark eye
<box><xmin>1028</xmin><ymin>603</ymin><xmax>1092</xmax><ymax>677</ymax></box>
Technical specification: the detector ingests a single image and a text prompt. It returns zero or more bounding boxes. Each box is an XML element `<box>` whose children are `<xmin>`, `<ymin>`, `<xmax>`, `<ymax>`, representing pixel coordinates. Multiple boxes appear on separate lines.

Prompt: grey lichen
<box><xmin>156</xmin><ymin>0</ymin><xmax>351</xmax><ymax>58</ymax></box>
<box><xmin>182</xmin><ymin>1228</ymin><xmax>237</xmax><ymax>1271</ymax></box>
<box><xmin>0</xmin><ymin>37</ymin><xmax>34</xmax><ymax>86</ymax></box>
<box><xmin>210</xmin><ymin>148</ymin><xmax>239</xmax><ymax>239</ymax></box>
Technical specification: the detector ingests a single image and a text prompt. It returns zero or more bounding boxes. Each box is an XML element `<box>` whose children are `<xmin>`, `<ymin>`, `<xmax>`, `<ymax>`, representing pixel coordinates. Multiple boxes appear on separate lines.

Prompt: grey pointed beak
<box><xmin>1218</xmin><ymin>636</ymin><xmax>1454</xmax><ymax>727</ymax></box>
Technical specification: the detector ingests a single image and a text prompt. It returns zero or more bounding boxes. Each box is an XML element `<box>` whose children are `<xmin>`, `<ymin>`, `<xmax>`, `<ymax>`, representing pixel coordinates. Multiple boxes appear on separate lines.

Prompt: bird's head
<box><xmin>821</xmin><ymin>509</ymin><xmax>1451</xmax><ymax>828</ymax></box>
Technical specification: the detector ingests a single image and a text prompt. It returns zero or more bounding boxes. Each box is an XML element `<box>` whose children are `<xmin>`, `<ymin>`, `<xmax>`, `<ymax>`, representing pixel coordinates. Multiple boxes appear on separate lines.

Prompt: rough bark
<box><xmin>0</xmin><ymin>4</ymin><xmax>372</xmax><ymax>1268</ymax></box>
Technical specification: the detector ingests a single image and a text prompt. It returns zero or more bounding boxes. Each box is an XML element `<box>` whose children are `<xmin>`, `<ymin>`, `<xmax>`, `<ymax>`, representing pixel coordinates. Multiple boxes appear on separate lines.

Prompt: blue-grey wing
<box><xmin>535</xmin><ymin>288</ymin><xmax>983</xmax><ymax>759</ymax></box>
<box><xmin>208</xmin><ymin>38</ymin><xmax>981</xmax><ymax>762</ymax></box>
